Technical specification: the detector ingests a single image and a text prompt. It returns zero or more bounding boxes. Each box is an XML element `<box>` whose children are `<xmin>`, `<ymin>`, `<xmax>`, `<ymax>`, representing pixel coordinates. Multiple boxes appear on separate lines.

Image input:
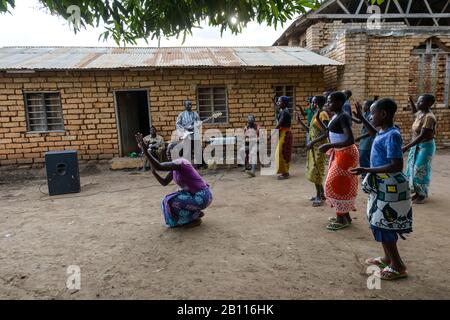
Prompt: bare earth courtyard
<box><xmin>1</xmin><ymin>152</ymin><xmax>449</xmax><ymax>300</ymax></box>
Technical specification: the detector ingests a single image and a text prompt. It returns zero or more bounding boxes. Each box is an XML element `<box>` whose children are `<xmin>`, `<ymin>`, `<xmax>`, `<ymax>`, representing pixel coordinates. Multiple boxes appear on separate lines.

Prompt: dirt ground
<box><xmin>1</xmin><ymin>151</ymin><xmax>450</xmax><ymax>300</ymax></box>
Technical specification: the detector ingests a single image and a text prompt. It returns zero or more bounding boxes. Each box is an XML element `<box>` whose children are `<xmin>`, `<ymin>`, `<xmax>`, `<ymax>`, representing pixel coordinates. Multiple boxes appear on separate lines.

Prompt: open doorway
<box><xmin>115</xmin><ymin>90</ymin><xmax>150</xmax><ymax>157</ymax></box>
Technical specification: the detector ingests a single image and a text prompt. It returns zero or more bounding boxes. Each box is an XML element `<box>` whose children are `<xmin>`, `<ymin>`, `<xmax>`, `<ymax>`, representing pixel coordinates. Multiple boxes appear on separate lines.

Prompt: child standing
<box><xmin>243</xmin><ymin>114</ymin><xmax>261</xmax><ymax>177</ymax></box>
<box><xmin>351</xmin><ymin>98</ymin><xmax>412</xmax><ymax>280</ymax></box>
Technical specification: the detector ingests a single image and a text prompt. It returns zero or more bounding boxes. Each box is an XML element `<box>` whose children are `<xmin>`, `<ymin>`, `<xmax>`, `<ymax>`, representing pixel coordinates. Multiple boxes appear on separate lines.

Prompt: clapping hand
<box><xmin>135</xmin><ymin>133</ymin><xmax>148</xmax><ymax>150</ymax></box>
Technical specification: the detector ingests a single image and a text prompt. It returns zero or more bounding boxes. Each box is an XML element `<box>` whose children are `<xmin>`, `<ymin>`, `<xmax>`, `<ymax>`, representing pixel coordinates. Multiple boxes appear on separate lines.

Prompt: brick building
<box><xmin>0</xmin><ymin>47</ymin><xmax>339</xmax><ymax>167</ymax></box>
<box><xmin>274</xmin><ymin>0</ymin><xmax>450</xmax><ymax>146</ymax></box>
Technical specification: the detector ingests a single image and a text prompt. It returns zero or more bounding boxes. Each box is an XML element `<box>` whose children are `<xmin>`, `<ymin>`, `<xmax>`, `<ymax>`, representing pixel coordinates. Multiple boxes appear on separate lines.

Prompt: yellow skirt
<box><xmin>276</xmin><ymin>128</ymin><xmax>293</xmax><ymax>175</ymax></box>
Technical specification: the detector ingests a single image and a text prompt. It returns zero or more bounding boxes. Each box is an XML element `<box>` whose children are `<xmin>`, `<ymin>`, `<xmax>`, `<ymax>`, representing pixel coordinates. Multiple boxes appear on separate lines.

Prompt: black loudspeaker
<box><xmin>45</xmin><ymin>150</ymin><xmax>81</xmax><ymax>196</ymax></box>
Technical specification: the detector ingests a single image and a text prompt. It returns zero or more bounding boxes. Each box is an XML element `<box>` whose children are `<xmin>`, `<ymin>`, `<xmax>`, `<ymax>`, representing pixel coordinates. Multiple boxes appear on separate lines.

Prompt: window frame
<box><xmin>411</xmin><ymin>39</ymin><xmax>450</xmax><ymax>109</ymax></box>
<box><xmin>24</xmin><ymin>91</ymin><xmax>65</xmax><ymax>133</ymax></box>
<box><xmin>273</xmin><ymin>85</ymin><xmax>296</xmax><ymax>117</ymax></box>
<box><xmin>196</xmin><ymin>85</ymin><xmax>229</xmax><ymax>124</ymax></box>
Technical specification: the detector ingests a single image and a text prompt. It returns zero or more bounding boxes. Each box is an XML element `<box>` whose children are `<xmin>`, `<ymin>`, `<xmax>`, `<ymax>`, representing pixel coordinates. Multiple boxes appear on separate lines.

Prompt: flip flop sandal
<box><xmin>328</xmin><ymin>217</ymin><xmax>352</xmax><ymax>224</ymax></box>
<box><xmin>379</xmin><ymin>266</ymin><xmax>408</xmax><ymax>281</ymax></box>
<box><xmin>365</xmin><ymin>257</ymin><xmax>389</xmax><ymax>268</ymax></box>
<box><xmin>326</xmin><ymin>222</ymin><xmax>350</xmax><ymax>231</ymax></box>
<box><xmin>277</xmin><ymin>175</ymin><xmax>290</xmax><ymax>180</ymax></box>
<box><xmin>312</xmin><ymin>200</ymin><xmax>323</xmax><ymax>207</ymax></box>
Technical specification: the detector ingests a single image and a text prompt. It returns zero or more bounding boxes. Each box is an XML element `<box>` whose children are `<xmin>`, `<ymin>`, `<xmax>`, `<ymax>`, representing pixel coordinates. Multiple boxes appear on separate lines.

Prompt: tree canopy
<box><xmin>0</xmin><ymin>0</ymin><xmax>325</xmax><ymax>45</ymax></box>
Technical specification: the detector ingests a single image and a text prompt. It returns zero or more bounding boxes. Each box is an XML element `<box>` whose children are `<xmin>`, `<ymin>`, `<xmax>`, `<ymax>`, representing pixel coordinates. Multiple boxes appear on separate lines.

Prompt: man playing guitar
<box><xmin>175</xmin><ymin>99</ymin><xmax>221</xmax><ymax>168</ymax></box>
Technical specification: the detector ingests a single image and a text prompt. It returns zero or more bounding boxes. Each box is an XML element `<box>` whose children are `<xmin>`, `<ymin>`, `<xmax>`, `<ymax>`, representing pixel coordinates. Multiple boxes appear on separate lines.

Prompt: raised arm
<box><xmin>408</xmin><ymin>96</ymin><xmax>418</xmax><ymax>114</ymax></box>
<box><xmin>295</xmin><ymin>111</ymin><xmax>309</xmax><ymax>131</ymax></box>
<box><xmin>135</xmin><ymin>133</ymin><xmax>180</xmax><ymax>171</ymax></box>
<box><xmin>354</xmin><ymin>102</ymin><xmax>377</xmax><ymax>136</ymax></box>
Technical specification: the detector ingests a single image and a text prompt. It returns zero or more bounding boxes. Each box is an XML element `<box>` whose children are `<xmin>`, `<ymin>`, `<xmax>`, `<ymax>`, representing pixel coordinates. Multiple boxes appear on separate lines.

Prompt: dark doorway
<box><xmin>115</xmin><ymin>90</ymin><xmax>150</xmax><ymax>156</ymax></box>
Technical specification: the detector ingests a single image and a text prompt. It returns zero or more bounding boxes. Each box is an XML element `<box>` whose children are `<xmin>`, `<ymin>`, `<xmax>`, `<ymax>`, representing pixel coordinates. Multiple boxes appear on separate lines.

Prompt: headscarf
<box><xmin>279</xmin><ymin>96</ymin><xmax>290</xmax><ymax>107</ymax></box>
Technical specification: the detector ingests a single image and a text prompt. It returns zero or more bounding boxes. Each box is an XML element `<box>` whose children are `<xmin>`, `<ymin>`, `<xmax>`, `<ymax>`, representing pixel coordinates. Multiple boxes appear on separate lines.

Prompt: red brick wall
<box><xmin>0</xmin><ymin>67</ymin><xmax>325</xmax><ymax>167</ymax></box>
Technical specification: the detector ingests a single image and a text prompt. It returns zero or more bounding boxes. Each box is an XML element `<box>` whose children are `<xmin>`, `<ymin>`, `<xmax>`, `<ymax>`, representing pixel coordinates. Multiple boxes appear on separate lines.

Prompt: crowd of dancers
<box><xmin>135</xmin><ymin>89</ymin><xmax>438</xmax><ymax>281</ymax></box>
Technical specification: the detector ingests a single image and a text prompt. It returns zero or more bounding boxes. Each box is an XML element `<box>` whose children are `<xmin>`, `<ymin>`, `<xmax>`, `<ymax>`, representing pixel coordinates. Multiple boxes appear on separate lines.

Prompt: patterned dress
<box><xmin>406</xmin><ymin>111</ymin><xmax>437</xmax><ymax>198</ymax></box>
<box><xmin>275</xmin><ymin>108</ymin><xmax>292</xmax><ymax>175</ymax></box>
<box><xmin>325</xmin><ymin>145</ymin><xmax>359</xmax><ymax>214</ymax></box>
<box><xmin>160</xmin><ymin>158</ymin><xmax>212</xmax><ymax>228</ymax></box>
<box><xmin>306</xmin><ymin>111</ymin><xmax>329</xmax><ymax>185</ymax></box>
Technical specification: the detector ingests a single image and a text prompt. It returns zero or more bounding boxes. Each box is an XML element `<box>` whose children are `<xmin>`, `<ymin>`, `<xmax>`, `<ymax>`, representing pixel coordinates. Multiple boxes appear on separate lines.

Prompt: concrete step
<box><xmin>110</xmin><ymin>157</ymin><xmax>144</xmax><ymax>170</ymax></box>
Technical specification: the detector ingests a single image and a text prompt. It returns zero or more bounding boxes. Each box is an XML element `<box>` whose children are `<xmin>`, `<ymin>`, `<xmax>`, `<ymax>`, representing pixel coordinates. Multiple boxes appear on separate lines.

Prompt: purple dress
<box><xmin>161</xmin><ymin>158</ymin><xmax>212</xmax><ymax>228</ymax></box>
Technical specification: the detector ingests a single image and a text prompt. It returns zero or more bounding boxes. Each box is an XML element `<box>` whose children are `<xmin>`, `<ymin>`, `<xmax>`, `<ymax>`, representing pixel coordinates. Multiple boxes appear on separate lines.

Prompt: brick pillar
<box><xmin>338</xmin><ymin>32</ymin><xmax>367</xmax><ymax>101</ymax></box>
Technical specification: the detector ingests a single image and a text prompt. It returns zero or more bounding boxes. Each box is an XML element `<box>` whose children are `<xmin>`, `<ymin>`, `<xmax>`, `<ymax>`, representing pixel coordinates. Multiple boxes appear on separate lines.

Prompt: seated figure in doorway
<box><xmin>140</xmin><ymin>126</ymin><xmax>165</xmax><ymax>170</ymax></box>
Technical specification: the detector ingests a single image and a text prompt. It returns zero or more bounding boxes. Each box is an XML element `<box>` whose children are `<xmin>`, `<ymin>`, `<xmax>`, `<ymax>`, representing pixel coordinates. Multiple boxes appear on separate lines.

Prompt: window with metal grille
<box><xmin>197</xmin><ymin>87</ymin><xmax>228</xmax><ymax>124</ymax></box>
<box><xmin>25</xmin><ymin>92</ymin><xmax>64</xmax><ymax>132</ymax></box>
<box><xmin>274</xmin><ymin>85</ymin><xmax>295</xmax><ymax>115</ymax></box>
<box><xmin>410</xmin><ymin>39</ymin><xmax>450</xmax><ymax>108</ymax></box>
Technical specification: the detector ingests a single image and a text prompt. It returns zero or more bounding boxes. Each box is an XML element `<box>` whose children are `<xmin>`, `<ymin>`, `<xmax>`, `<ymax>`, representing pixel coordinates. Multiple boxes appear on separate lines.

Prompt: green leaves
<box><xmin>0</xmin><ymin>0</ymin><xmax>321</xmax><ymax>45</ymax></box>
<box><xmin>0</xmin><ymin>0</ymin><xmax>15</xmax><ymax>13</ymax></box>
<box><xmin>370</xmin><ymin>0</ymin><xmax>385</xmax><ymax>5</ymax></box>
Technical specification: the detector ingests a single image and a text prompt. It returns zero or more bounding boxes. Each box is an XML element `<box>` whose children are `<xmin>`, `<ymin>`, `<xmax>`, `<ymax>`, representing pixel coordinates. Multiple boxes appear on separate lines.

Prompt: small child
<box><xmin>351</xmin><ymin>98</ymin><xmax>412</xmax><ymax>280</ymax></box>
<box><xmin>243</xmin><ymin>114</ymin><xmax>260</xmax><ymax>177</ymax></box>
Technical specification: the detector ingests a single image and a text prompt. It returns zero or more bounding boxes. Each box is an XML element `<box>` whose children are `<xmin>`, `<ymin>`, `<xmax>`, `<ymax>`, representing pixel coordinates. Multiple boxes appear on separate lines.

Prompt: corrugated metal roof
<box><xmin>0</xmin><ymin>46</ymin><xmax>341</xmax><ymax>71</ymax></box>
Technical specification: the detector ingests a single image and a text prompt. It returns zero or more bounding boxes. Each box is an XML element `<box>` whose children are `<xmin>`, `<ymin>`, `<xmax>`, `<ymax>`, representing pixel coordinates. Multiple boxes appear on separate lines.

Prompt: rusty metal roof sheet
<box><xmin>0</xmin><ymin>46</ymin><xmax>341</xmax><ymax>71</ymax></box>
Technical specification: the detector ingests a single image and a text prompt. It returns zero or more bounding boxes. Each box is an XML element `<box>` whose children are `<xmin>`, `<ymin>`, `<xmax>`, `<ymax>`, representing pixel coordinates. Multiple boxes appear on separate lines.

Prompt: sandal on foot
<box><xmin>365</xmin><ymin>257</ymin><xmax>389</xmax><ymax>268</ymax></box>
<box><xmin>379</xmin><ymin>266</ymin><xmax>408</xmax><ymax>280</ymax></box>
<box><xmin>328</xmin><ymin>217</ymin><xmax>352</xmax><ymax>224</ymax></box>
<box><xmin>277</xmin><ymin>174</ymin><xmax>290</xmax><ymax>180</ymax></box>
<box><xmin>312</xmin><ymin>200</ymin><xmax>323</xmax><ymax>207</ymax></box>
<box><xmin>310</xmin><ymin>196</ymin><xmax>317</xmax><ymax>201</ymax></box>
<box><xmin>326</xmin><ymin>222</ymin><xmax>350</xmax><ymax>230</ymax></box>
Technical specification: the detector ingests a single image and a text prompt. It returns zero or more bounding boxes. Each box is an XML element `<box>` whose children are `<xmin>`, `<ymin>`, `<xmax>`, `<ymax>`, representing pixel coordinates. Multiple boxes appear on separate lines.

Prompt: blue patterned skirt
<box><xmin>161</xmin><ymin>187</ymin><xmax>212</xmax><ymax>228</ymax></box>
<box><xmin>406</xmin><ymin>139</ymin><xmax>436</xmax><ymax>197</ymax></box>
